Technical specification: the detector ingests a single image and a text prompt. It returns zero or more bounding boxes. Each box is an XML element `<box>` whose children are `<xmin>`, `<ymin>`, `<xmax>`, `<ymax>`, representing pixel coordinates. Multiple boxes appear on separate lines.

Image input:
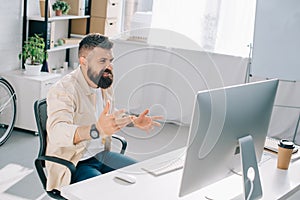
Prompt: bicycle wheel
<box><xmin>0</xmin><ymin>78</ymin><xmax>16</xmax><ymax>146</ymax></box>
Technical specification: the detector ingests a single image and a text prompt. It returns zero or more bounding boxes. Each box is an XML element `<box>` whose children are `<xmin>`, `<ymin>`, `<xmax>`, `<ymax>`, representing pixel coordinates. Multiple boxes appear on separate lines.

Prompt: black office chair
<box><xmin>34</xmin><ymin>98</ymin><xmax>128</xmax><ymax>199</ymax></box>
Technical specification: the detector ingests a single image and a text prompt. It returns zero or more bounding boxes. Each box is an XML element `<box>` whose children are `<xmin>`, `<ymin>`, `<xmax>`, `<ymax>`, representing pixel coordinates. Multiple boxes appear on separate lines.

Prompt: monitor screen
<box><xmin>179</xmin><ymin>79</ymin><xmax>279</xmax><ymax>198</ymax></box>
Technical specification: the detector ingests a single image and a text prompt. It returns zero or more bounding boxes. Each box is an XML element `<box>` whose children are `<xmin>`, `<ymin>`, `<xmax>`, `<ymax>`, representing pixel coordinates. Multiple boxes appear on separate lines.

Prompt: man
<box><xmin>46</xmin><ymin>33</ymin><xmax>162</xmax><ymax>191</ymax></box>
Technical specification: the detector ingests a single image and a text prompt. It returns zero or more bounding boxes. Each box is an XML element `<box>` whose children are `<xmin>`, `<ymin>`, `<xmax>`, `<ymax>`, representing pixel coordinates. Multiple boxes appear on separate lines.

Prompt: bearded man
<box><xmin>46</xmin><ymin>33</ymin><xmax>161</xmax><ymax>192</ymax></box>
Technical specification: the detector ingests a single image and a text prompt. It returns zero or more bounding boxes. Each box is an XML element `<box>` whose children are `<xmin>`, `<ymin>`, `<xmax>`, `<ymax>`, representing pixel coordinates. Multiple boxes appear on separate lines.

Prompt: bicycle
<box><xmin>0</xmin><ymin>77</ymin><xmax>17</xmax><ymax>146</ymax></box>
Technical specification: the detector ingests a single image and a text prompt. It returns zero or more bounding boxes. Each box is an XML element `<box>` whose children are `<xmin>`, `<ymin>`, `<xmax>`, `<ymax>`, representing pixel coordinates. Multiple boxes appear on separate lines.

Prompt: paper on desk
<box><xmin>0</xmin><ymin>163</ymin><xmax>33</xmax><ymax>193</ymax></box>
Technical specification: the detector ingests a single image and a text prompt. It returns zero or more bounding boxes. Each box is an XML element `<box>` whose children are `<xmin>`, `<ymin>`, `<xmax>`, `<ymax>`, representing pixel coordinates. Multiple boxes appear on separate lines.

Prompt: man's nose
<box><xmin>106</xmin><ymin>63</ymin><xmax>113</xmax><ymax>70</ymax></box>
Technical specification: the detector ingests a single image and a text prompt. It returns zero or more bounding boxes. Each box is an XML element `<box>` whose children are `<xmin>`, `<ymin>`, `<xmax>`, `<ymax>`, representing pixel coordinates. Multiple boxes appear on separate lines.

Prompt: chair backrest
<box><xmin>34</xmin><ymin>98</ymin><xmax>70</xmax><ymax>199</ymax></box>
<box><xmin>34</xmin><ymin>98</ymin><xmax>48</xmax><ymax>165</ymax></box>
<box><xmin>33</xmin><ymin>98</ymin><xmax>127</xmax><ymax>199</ymax></box>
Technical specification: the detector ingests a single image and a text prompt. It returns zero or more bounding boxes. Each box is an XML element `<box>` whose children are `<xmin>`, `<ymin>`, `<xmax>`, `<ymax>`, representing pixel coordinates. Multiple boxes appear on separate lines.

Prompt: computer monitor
<box><xmin>179</xmin><ymin>79</ymin><xmax>279</xmax><ymax>199</ymax></box>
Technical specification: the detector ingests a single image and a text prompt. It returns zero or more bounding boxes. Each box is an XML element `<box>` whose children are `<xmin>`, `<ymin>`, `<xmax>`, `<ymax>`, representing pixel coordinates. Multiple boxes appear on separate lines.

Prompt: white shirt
<box><xmin>80</xmin><ymin>88</ymin><xmax>104</xmax><ymax>161</ymax></box>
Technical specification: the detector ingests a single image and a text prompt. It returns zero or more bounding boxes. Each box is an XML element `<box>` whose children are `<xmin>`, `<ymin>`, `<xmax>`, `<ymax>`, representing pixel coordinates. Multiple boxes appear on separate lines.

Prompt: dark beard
<box><xmin>97</xmin><ymin>68</ymin><xmax>113</xmax><ymax>89</ymax></box>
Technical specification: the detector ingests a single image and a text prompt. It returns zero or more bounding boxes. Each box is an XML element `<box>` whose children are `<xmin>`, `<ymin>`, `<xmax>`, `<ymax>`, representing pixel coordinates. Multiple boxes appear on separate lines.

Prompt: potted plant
<box><xmin>52</xmin><ymin>0</ymin><xmax>71</xmax><ymax>16</ymax></box>
<box><xmin>19</xmin><ymin>34</ymin><xmax>48</xmax><ymax>75</ymax></box>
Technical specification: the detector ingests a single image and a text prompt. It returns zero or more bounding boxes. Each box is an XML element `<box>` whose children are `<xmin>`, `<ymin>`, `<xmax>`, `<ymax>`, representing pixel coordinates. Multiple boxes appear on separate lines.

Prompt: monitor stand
<box><xmin>203</xmin><ymin>135</ymin><xmax>263</xmax><ymax>200</ymax></box>
<box><xmin>239</xmin><ymin>135</ymin><xmax>263</xmax><ymax>200</ymax></box>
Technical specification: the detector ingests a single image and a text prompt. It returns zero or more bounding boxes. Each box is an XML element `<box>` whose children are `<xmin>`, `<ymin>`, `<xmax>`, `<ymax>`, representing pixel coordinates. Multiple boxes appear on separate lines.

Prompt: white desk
<box><xmin>61</xmin><ymin>148</ymin><xmax>300</xmax><ymax>200</ymax></box>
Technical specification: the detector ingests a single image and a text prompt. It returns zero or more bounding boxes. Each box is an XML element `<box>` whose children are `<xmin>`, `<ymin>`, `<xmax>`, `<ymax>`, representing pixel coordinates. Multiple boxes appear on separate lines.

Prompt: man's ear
<box><xmin>79</xmin><ymin>56</ymin><xmax>87</xmax><ymax>68</ymax></box>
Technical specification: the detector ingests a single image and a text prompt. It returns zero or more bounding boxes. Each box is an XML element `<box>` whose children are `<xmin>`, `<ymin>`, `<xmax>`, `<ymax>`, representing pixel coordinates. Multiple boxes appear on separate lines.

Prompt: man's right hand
<box><xmin>96</xmin><ymin>101</ymin><xmax>131</xmax><ymax>136</ymax></box>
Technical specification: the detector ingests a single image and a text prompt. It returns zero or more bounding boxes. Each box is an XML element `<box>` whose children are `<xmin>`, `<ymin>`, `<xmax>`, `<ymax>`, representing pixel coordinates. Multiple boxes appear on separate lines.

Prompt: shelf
<box><xmin>27</xmin><ymin>15</ymin><xmax>90</xmax><ymax>22</ymax></box>
<box><xmin>47</xmin><ymin>44</ymin><xmax>79</xmax><ymax>52</ymax></box>
<box><xmin>70</xmin><ymin>34</ymin><xmax>86</xmax><ymax>38</ymax></box>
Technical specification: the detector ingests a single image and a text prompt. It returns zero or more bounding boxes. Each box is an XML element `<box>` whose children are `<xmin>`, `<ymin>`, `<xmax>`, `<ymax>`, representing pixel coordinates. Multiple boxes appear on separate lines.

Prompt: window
<box><xmin>122</xmin><ymin>0</ymin><xmax>256</xmax><ymax>57</ymax></box>
<box><xmin>122</xmin><ymin>0</ymin><xmax>153</xmax><ymax>32</ymax></box>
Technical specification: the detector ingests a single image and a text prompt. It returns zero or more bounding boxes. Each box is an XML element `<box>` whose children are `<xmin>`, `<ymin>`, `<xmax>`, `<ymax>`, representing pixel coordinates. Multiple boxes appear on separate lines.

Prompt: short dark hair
<box><xmin>78</xmin><ymin>33</ymin><xmax>113</xmax><ymax>57</ymax></box>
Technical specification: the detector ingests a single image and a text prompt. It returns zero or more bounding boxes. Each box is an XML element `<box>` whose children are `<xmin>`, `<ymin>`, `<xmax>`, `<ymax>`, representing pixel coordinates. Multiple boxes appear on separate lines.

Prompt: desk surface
<box><xmin>61</xmin><ymin>148</ymin><xmax>300</xmax><ymax>200</ymax></box>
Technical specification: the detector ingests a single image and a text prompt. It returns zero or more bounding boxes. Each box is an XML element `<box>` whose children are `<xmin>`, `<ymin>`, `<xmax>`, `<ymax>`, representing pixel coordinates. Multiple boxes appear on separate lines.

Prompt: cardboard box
<box><xmin>71</xmin><ymin>18</ymin><xmax>88</xmax><ymax>35</ymax></box>
<box><xmin>64</xmin><ymin>0</ymin><xmax>85</xmax><ymax>16</ymax></box>
<box><xmin>90</xmin><ymin>17</ymin><xmax>118</xmax><ymax>37</ymax></box>
<box><xmin>91</xmin><ymin>0</ymin><xmax>119</xmax><ymax>18</ymax></box>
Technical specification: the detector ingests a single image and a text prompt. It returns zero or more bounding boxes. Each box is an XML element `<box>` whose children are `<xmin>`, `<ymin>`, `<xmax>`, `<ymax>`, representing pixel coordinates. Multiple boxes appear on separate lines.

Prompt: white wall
<box><xmin>251</xmin><ymin>0</ymin><xmax>300</xmax><ymax>144</ymax></box>
<box><xmin>251</xmin><ymin>0</ymin><xmax>300</xmax><ymax>81</ymax></box>
<box><xmin>0</xmin><ymin>0</ymin><xmax>23</xmax><ymax>73</ymax></box>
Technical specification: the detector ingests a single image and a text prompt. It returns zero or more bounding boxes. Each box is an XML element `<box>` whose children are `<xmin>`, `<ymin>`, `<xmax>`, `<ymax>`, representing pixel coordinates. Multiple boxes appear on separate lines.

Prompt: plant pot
<box><xmin>24</xmin><ymin>64</ymin><xmax>43</xmax><ymax>76</ymax></box>
<box><xmin>55</xmin><ymin>10</ymin><xmax>63</xmax><ymax>16</ymax></box>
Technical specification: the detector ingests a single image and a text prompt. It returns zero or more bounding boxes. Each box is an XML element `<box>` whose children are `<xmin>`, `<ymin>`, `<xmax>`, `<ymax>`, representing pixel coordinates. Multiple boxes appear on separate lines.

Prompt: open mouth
<box><xmin>102</xmin><ymin>72</ymin><xmax>112</xmax><ymax>78</ymax></box>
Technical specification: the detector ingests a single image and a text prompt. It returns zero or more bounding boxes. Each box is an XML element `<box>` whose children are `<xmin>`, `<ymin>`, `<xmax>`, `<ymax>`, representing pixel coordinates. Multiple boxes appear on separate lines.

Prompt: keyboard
<box><xmin>142</xmin><ymin>137</ymin><xmax>299</xmax><ymax>177</ymax></box>
<box><xmin>264</xmin><ymin>137</ymin><xmax>298</xmax><ymax>154</ymax></box>
<box><xmin>142</xmin><ymin>155</ymin><xmax>185</xmax><ymax>176</ymax></box>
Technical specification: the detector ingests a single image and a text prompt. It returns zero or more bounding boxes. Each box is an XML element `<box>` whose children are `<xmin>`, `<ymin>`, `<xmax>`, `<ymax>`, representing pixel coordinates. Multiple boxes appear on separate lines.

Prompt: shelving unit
<box><xmin>22</xmin><ymin>0</ymin><xmax>91</xmax><ymax>71</ymax></box>
<box><xmin>21</xmin><ymin>0</ymin><xmax>122</xmax><ymax>71</ymax></box>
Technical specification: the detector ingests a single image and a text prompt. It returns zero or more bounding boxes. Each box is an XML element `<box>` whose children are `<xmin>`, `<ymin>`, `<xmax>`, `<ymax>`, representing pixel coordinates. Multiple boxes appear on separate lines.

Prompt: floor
<box><xmin>0</xmin><ymin>129</ymin><xmax>46</xmax><ymax>200</ymax></box>
<box><xmin>0</xmin><ymin>123</ymin><xmax>189</xmax><ymax>200</ymax></box>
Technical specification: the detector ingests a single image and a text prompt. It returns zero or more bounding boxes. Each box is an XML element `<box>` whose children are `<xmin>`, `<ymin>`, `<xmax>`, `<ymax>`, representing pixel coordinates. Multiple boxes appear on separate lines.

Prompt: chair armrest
<box><xmin>112</xmin><ymin>135</ymin><xmax>127</xmax><ymax>154</ymax></box>
<box><xmin>35</xmin><ymin>155</ymin><xmax>76</xmax><ymax>189</ymax></box>
<box><xmin>39</xmin><ymin>155</ymin><xmax>76</xmax><ymax>173</ymax></box>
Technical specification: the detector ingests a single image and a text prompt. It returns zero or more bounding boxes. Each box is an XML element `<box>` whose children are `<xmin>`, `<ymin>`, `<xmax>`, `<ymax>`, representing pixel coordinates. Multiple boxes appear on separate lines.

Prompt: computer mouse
<box><xmin>114</xmin><ymin>173</ymin><xmax>136</xmax><ymax>184</ymax></box>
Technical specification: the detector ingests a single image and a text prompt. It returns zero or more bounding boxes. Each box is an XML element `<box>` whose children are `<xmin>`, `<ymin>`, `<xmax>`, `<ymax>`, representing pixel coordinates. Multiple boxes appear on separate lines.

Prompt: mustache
<box><xmin>98</xmin><ymin>68</ymin><xmax>113</xmax><ymax>89</ymax></box>
<box><xmin>100</xmin><ymin>68</ymin><xmax>113</xmax><ymax>78</ymax></box>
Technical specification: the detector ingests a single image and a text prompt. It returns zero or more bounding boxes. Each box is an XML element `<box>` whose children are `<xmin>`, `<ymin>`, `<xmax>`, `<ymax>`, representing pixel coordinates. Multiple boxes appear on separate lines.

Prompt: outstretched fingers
<box><xmin>139</xmin><ymin>109</ymin><xmax>149</xmax><ymax>117</ymax></box>
<box><xmin>152</xmin><ymin>120</ymin><xmax>161</xmax><ymax>127</ymax></box>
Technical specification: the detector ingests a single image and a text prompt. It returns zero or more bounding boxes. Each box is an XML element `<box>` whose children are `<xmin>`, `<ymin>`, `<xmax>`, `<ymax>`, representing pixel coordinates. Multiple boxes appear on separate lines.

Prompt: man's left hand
<box><xmin>132</xmin><ymin>109</ymin><xmax>163</xmax><ymax>132</ymax></box>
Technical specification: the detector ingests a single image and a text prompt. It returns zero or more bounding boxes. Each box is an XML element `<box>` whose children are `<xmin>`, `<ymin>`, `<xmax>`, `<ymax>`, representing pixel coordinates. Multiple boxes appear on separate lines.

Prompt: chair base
<box><xmin>47</xmin><ymin>189</ymin><xmax>67</xmax><ymax>200</ymax></box>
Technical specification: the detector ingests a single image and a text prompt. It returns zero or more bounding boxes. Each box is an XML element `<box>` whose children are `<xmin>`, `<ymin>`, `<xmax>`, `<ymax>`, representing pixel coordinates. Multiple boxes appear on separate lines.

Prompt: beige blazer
<box><xmin>46</xmin><ymin>67</ymin><xmax>114</xmax><ymax>191</ymax></box>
